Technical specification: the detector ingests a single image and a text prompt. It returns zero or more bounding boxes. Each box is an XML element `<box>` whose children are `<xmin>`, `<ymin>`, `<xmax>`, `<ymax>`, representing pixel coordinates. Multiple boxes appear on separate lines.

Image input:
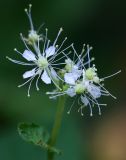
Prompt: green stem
<box><xmin>47</xmin><ymin>96</ymin><xmax>66</xmax><ymax>160</ymax></box>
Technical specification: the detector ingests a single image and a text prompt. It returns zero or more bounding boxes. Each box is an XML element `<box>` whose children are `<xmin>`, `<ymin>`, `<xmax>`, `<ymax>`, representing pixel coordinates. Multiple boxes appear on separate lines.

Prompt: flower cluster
<box><xmin>7</xmin><ymin>4</ymin><xmax>121</xmax><ymax>116</ymax></box>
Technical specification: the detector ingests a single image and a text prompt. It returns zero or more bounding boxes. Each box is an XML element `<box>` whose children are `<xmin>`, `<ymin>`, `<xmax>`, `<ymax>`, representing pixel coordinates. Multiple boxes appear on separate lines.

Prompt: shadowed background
<box><xmin>0</xmin><ymin>0</ymin><xmax>125</xmax><ymax>160</ymax></box>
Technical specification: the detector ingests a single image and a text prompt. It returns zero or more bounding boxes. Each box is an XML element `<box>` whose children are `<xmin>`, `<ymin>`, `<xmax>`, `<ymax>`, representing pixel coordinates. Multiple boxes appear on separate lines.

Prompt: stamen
<box><xmin>18</xmin><ymin>75</ymin><xmax>36</xmax><ymax>88</ymax></box>
<box><xmin>80</xmin><ymin>107</ymin><xmax>84</xmax><ymax>116</ymax></box>
<box><xmin>88</xmin><ymin>95</ymin><xmax>102</xmax><ymax>115</ymax></box>
<box><xmin>36</xmin><ymin>73</ymin><xmax>41</xmax><ymax>91</ymax></box>
<box><xmin>51</xmin><ymin>62</ymin><xmax>66</xmax><ymax>66</ymax></box>
<box><xmin>37</xmin><ymin>37</ymin><xmax>40</xmax><ymax>53</ymax></box>
<box><xmin>74</xmin><ymin>44</ymin><xmax>85</xmax><ymax>63</ymax></box>
<box><xmin>37</xmin><ymin>22</ymin><xmax>45</xmax><ymax>33</ymax></box>
<box><xmin>99</xmin><ymin>83</ymin><xmax>117</xmax><ymax>99</ymax></box>
<box><xmin>53</xmin><ymin>28</ymin><xmax>63</xmax><ymax>46</ymax></box>
<box><xmin>14</xmin><ymin>48</ymin><xmax>22</xmax><ymax>56</ymax></box>
<box><xmin>101</xmin><ymin>93</ymin><xmax>109</xmax><ymax>96</ymax></box>
<box><xmin>84</xmin><ymin>95</ymin><xmax>93</xmax><ymax>116</ymax></box>
<box><xmin>46</xmin><ymin>40</ymin><xmax>50</xmax><ymax>49</ymax></box>
<box><xmin>33</xmin><ymin>43</ymin><xmax>41</xmax><ymax>57</ymax></box>
<box><xmin>6</xmin><ymin>56</ymin><xmax>35</xmax><ymax>66</ymax></box>
<box><xmin>88</xmin><ymin>100</ymin><xmax>93</xmax><ymax>117</ymax></box>
<box><xmin>27</xmin><ymin>75</ymin><xmax>35</xmax><ymax>97</ymax></box>
<box><xmin>55</xmin><ymin>37</ymin><xmax>67</xmax><ymax>53</ymax></box>
<box><xmin>20</xmin><ymin>33</ymin><xmax>31</xmax><ymax>51</ymax></box>
<box><xmin>83</xmin><ymin>57</ymin><xmax>95</xmax><ymax>66</ymax></box>
<box><xmin>51</xmin><ymin>66</ymin><xmax>65</xmax><ymax>82</ymax></box>
<box><xmin>67</xmin><ymin>96</ymin><xmax>77</xmax><ymax>114</ymax></box>
<box><xmin>24</xmin><ymin>4</ymin><xmax>34</xmax><ymax>31</ymax></box>
<box><xmin>87</xmin><ymin>45</ymin><xmax>91</xmax><ymax>68</ymax></box>
<box><xmin>47</xmin><ymin>69</ymin><xmax>62</xmax><ymax>90</ymax></box>
<box><xmin>50</xmin><ymin>51</ymin><xmax>71</xmax><ymax>64</ymax></box>
<box><xmin>81</xmin><ymin>45</ymin><xmax>93</xmax><ymax>61</ymax></box>
<box><xmin>49</xmin><ymin>43</ymin><xmax>73</xmax><ymax>62</ymax></box>
<box><xmin>78</xmin><ymin>105</ymin><xmax>85</xmax><ymax>116</ymax></box>
<box><xmin>50</xmin><ymin>66</ymin><xmax>65</xmax><ymax>71</ymax></box>
<box><xmin>100</xmin><ymin>70</ymin><xmax>121</xmax><ymax>81</ymax></box>
<box><xmin>46</xmin><ymin>91</ymin><xmax>62</xmax><ymax>95</ymax></box>
<box><xmin>72</xmin><ymin>44</ymin><xmax>85</xmax><ymax>69</ymax></box>
<box><xmin>49</xmin><ymin>92</ymin><xmax>66</xmax><ymax>99</ymax></box>
<box><xmin>43</xmin><ymin>28</ymin><xmax>48</xmax><ymax>56</ymax></box>
<box><xmin>86</xmin><ymin>94</ymin><xmax>107</xmax><ymax>107</ymax></box>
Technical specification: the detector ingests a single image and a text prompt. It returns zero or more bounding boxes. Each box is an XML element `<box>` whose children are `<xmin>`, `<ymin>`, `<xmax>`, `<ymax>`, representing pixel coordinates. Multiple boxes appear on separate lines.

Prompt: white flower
<box><xmin>64</xmin><ymin>64</ymin><xmax>82</xmax><ymax>85</ymax></box>
<box><xmin>64</xmin><ymin>44</ymin><xmax>94</xmax><ymax>85</ymax></box>
<box><xmin>47</xmin><ymin>44</ymin><xmax>121</xmax><ymax>116</ymax></box>
<box><xmin>24</xmin><ymin>4</ymin><xmax>44</xmax><ymax>44</ymax></box>
<box><xmin>64</xmin><ymin>58</ymin><xmax>82</xmax><ymax>85</ymax></box>
<box><xmin>7</xmin><ymin>28</ymin><xmax>72</xmax><ymax>97</ymax></box>
<box><xmin>47</xmin><ymin>80</ymin><xmax>106</xmax><ymax>116</ymax></box>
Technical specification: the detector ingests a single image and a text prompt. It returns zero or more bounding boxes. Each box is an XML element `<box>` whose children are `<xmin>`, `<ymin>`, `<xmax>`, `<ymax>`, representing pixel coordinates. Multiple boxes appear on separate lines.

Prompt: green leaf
<box><xmin>18</xmin><ymin>123</ymin><xmax>49</xmax><ymax>144</ymax></box>
<box><xmin>18</xmin><ymin>123</ymin><xmax>61</xmax><ymax>155</ymax></box>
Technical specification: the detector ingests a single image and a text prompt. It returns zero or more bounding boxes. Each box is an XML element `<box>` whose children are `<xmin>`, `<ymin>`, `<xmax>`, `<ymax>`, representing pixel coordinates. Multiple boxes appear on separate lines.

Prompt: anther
<box><xmin>90</xmin><ymin>113</ymin><xmax>93</xmax><ymax>117</ymax></box>
<box><xmin>67</xmin><ymin>111</ymin><xmax>70</xmax><ymax>114</ymax></box>
<box><xmin>24</xmin><ymin>9</ymin><xmax>28</xmax><ymax>12</ymax></box>
<box><xmin>60</xmin><ymin>27</ymin><xmax>63</xmax><ymax>32</ymax></box>
<box><xmin>29</xmin><ymin>4</ymin><xmax>32</xmax><ymax>8</ymax></box>
<box><xmin>14</xmin><ymin>48</ymin><xmax>17</xmax><ymax>51</ymax></box>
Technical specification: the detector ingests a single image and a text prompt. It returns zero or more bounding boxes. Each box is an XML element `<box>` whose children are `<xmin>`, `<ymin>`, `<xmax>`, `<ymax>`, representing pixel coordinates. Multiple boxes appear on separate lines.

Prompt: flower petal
<box><xmin>23</xmin><ymin>68</ymin><xmax>36</xmax><ymax>79</ymax></box>
<box><xmin>23</xmin><ymin>50</ymin><xmax>36</xmax><ymax>61</ymax></box>
<box><xmin>71</xmin><ymin>68</ymin><xmax>82</xmax><ymax>81</ymax></box>
<box><xmin>87</xmin><ymin>84</ymin><xmax>101</xmax><ymax>99</ymax></box>
<box><xmin>50</xmin><ymin>68</ymin><xmax>58</xmax><ymax>80</ymax></box>
<box><xmin>41</xmin><ymin>70</ymin><xmax>51</xmax><ymax>84</ymax></box>
<box><xmin>81</xmin><ymin>96</ymin><xmax>89</xmax><ymax>106</ymax></box>
<box><xmin>66</xmin><ymin>88</ymin><xmax>76</xmax><ymax>97</ymax></box>
<box><xmin>64</xmin><ymin>73</ymin><xmax>76</xmax><ymax>85</ymax></box>
<box><xmin>45</xmin><ymin>46</ymin><xmax>56</xmax><ymax>58</ymax></box>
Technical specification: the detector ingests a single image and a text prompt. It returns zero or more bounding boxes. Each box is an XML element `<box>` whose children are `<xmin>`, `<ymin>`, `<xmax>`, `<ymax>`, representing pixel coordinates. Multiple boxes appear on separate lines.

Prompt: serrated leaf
<box><xmin>18</xmin><ymin>123</ymin><xmax>61</xmax><ymax>155</ymax></box>
<box><xmin>18</xmin><ymin>123</ymin><xmax>49</xmax><ymax>144</ymax></box>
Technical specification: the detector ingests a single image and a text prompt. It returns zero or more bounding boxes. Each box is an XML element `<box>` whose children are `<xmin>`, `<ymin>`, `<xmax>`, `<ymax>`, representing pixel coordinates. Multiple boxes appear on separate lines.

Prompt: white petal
<box><xmin>73</xmin><ymin>65</ymin><xmax>78</xmax><ymax>70</ymax></box>
<box><xmin>87</xmin><ymin>84</ymin><xmax>101</xmax><ymax>99</ymax></box>
<box><xmin>71</xmin><ymin>68</ymin><xmax>82</xmax><ymax>81</ymax></box>
<box><xmin>81</xmin><ymin>96</ymin><xmax>89</xmax><ymax>106</ymax></box>
<box><xmin>45</xmin><ymin>46</ymin><xmax>56</xmax><ymax>58</ymax></box>
<box><xmin>66</xmin><ymin>88</ymin><xmax>76</xmax><ymax>97</ymax></box>
<box><xmin>64</xmin><ymin>73</ymin><xmax>76</xmax><ymax>85</ymax></box>
<box><xmin>50</xmin><ymin>68</ymin><xmax>58</xmax><ymax>80</ymax></box>
<box><xmin>23</xmin><ymin>50</ymin><xmax>36</xmax><ymax>61</ymax></box>
<box><xmin>23</xmin><ymin>68</ymin><xmax>36</xmax><ymax>79</ymax></box>
<box><xmin>41</xmin><ymin>70</ymin><xmax>51</xmax><ymax>84</ymax></box>
<box><xmin>76</xmin><ymin>59</ymin><xmax>82</xmax><ymax>67</ymax></box>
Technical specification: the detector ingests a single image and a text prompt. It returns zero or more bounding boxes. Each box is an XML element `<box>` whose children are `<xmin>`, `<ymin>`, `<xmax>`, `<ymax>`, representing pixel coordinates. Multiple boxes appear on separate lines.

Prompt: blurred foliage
<box><xmin>18</xmin><ymin>123</ymin><xmax>61</xmax><ymax>155</ymax></box>
<box><xmin>0</xmin><ymin>0</ymin><xmax>126</xmax><ymax>160</ymax></box>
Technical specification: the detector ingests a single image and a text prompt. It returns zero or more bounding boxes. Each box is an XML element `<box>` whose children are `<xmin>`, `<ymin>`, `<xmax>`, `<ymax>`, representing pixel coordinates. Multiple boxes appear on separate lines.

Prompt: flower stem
<box><xmin>47</xmin><ymin>96</ymin><xmax>66</xmax><ymax>160</ymax></box>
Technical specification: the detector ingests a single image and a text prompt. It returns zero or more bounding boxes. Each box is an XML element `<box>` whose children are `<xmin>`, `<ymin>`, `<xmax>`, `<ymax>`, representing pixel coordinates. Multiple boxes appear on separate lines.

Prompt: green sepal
<box><xmin>18</xmin><ymin>123</ymin><xmax>61</xmax><ymax>155</ymax></box>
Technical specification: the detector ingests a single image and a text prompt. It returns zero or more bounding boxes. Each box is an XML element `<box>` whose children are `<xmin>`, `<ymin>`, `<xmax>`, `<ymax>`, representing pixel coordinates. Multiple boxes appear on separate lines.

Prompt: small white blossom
<box><xmin>64</xmin><ymin>44</ymin><xmax>94</xmax><ymax>85</ymax></box>
<box><xmin>24</xmin><ymin>4</ymin><xmax>44</xmax><ymax>44</ymax></box>
<box><xmin>7</xmin><ymin>28</ymin><xmax>72</xmax><ymax>97</ymax></box>
<box><xmin>47</xmin><ymin>45</ymin><xmax>121</xmax><ymax>116</ymax></box>
<box><xmin>64</xmin><ymin>61</ymin><xmax>82</xmax><ymax>85</ymax></box>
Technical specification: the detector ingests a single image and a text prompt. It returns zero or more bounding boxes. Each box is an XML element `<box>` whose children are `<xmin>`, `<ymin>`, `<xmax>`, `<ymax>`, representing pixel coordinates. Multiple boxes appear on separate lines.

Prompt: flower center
<box><xmin>75</xmin><ymin>83</ymin><xmax>86</xmax><ymax>94</ymax></box>
<box><xmin>65</xmin><ymin>59</ymin><xmax>74</xmax><ymax>72</ymax></box>
<box><xmin>38</xmin><ymin>57</ymin><xmax>49</xmax><ymax>69</ymax></box>
<box><xmin>85</xmin><ymin>68</ymin><xmax>96</xmax><ymax>80</ymax></box>
<box><xmin>28</xmin><ymin>30</ymin><xmax>39</xmax><ymax>43</ymax></box>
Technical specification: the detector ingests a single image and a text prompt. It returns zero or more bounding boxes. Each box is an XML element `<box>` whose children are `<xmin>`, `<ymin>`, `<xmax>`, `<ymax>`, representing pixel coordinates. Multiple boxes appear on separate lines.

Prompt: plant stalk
<box><xmin>47</xmin><ymin>96</ymin><xmax>66</xmax><ymax>160</ymax></box>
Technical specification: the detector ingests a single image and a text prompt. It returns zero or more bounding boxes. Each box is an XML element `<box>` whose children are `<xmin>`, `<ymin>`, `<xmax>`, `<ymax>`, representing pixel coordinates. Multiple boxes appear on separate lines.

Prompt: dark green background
<box><xmin>0</xmin><ymin>0</ymin><xmax>125</xmax><ymax>160</ymax></box>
